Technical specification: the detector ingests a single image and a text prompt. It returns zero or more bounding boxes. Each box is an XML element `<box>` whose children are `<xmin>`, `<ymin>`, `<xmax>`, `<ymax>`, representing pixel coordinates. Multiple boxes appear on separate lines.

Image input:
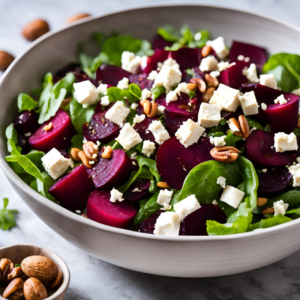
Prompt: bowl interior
<box><xmin>0</xmin><ymin>244</ymin><xmax>70</xmax><ymax>300</ymax></box>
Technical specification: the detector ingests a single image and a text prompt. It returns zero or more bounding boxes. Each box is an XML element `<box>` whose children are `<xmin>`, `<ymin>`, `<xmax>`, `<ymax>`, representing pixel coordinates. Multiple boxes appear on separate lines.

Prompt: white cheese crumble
<box><xmin>212</xmin><ymin>200</ymin><xmax>218</xmax><ymax>205</ymax></box>
<box><xmin>121</xmin><ymin>51</ymin><xmax>143</xmax><ymax>74</ymax></box>
<box><xmin>220</xmin><ymin>186</ymin><xmax>245</xmax><ymax>209</ymax></box>
<box><xmin>97</xmin><ymin>83</ymin><xmax>108</xmax><ymax>95</ymax></box>
<box><xmin>260</xmin><ymin>74</ymin><xmax>277</xmax><ymax>89</ymax></box>
<box><xmin>132</xmin><ymin>114</ymin><xmax>146</xmax><ymax>127</ymax></box>
<box><xmin>156</xmin><ymin>105</ymin><xmax>165</xmax><ymax>116</ymax></box>
<box><xmin>153</xmin><ymin>212</ymin><xmax>181</xmax><ymax>236</ymax></box>
<box><xmin>210</xmin><ymin>36</ymin><xmax>229</xmax><ymax>60</ymax></box>
<box><xmin>274</xmin><ymin>132</ymin><xmax>298</xmax><ymax>152</ymax></box>
<box><xmin>141</xmin><ymin>88</ymin><xmax>152</xmax><ymax>100</ymax></box>
<box><xmin>239</xmin><ymin>91</ymin><xmax>259</xmax><ymax>116</ymax></box>
<box><xmin>148</xmin><ymin>70</ymin><xmax>158</xmax><ymax>81</ymax></box>
<box><xmin>174</xmin><ymin>195</ymin><xmax>201</xmax><ymax>221</ymax></box>
<box><xmin>116</xmin><ymin>123</ymin><xmax>142</xmax><ymax>150</ymax></box>
<box><xmin>199</xmin><ymin>55</ymin><xmax>218</xmax><ymax>72</ymax></box>
<box><xmin>242</xmin><ymin>63</ymin><xmax>259</xmax><ymax>83</ymax></box>
<box><xmin>73</xmin><ymin>80</ymin><xmax>99</xmax><ymax>107</ymax></box>
<box><xmin>110</xmin><ymin>188</ymin><xmax>124</xmax><ymax>203</ymax></box>
<box><xmin>274</xmin><ymin>94</ymin><xmax>287</xmax><ymax>105</ymax></box>
<box><xmin>117</xmin><ymin>77</ymin><xmax>129</xmax><ymax>90</ymax></box>
<box><xmin>132</xmin><ymin>188</ymin><xmax>142</xmax><ymax>192</ymax></box>
<box><xmin>261</xmin><ymin>103</ymin><xmax>268</xmax><ymax>111</ymax></box>
<box><xmin>273</xmin><ymin>200</ymin><xmax>289</xmax><ymax>216</ymax></box>
<box><xmin>130</xmin><ymin>152</ymin><xmax>137</xmax><ymax>159</ymax></box>
<box><xmin>198</xmin><ymin>103</ymin><xmax>221</xmax><ymax>128</ymax></box>
<box><xmin>288</xmin><ymin>164</ymin><xmax>300</xmax><ymax>187</ymax></box>
<box><xmin>163</xmin><ymin>58</ymin><xmax>180</xmax><ymax>69</ymax></box>
<box><xmin>210</xmin><ymin>136</ymin><xmax>226</xmax><ymax>147</ymax></box>
<box><xmin>217</xmin><ymin>176</ymin><xmax>226</xmax><ymax>189</ymax></box>
<box><xmin>154</xmin><ymin>65</ymin><xmax>182</xmax><ymax>93</ymax></box>
<box><xmin>210</xmin><ymin>71</ymin><xmax>220</xmax><ymax>78</ymax></box>
<box><xmin>228</xmin><ymin>119</ymin><xmax>240</xmax><ymax>132</ymax></box>
<box><xmin>148</xmin><ymin>120</ymin><xmax>170</xmax><ymax>145</ymax></box>
<box><xmin>262</xmin><ymin>169</ymin><xmax>267</xmax><ymax>173</ymax></box>
<box><xmin>292</xmin><ymin>88</ymin><xmax>300</xmax><ymax>96</ymax></box>
<box><xmin>157</xmin><ymin>189</ymin><xmax>173</xmax><ymax>210</ymax></box>
<box><xmin>142</xmin><ymin>140</ymin><xmax>156</xmax><ymax>157</ymax></box>
<box><xmin>130</xmin><ymin>103</ymin><xmax>139</xmax><ymax>110</ymax></box>
<box><xmin>100</xmin><ymin>95</ymin><xmax>110</xmax><ymax>106</ymax></box>
<box><xmin>166</xmin><ymin>82</ymin><xmax>190</xmax><ymax>103</ymax></box>
<box><xmin>105</xmin><ymin>101</ymin><xmax>130</xmax><ymax>127</ymax></box>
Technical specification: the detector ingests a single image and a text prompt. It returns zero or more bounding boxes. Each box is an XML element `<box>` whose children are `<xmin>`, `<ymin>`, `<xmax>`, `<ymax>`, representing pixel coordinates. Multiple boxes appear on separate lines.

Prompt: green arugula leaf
<box><xmin>246</xmin><ymin>116</ymin><xmax>264</xmax><ymax>130</ymax></box>
<box><xmin>0</xmin><ymin>198</ymin><xmax>18</xmax><ymax>231</ymax></box>
<box><xmin>136</xmin><ymin>40</ymin><xmax>154</xmax><ymax>57</ymax></box>
<box><xmin>157</xmin><ymin>25</ymin><xmax>179</xmax><ymax>42</ymax></box>
<box><xmin>17</xmin><ymin>93</ymin><xmax>39</xmax><ymax>112</ymax></box>
<box><xmin>107</xmin><ymin>86</ymin><xmax>139</xmax><ymax>104</ymax></box>
<box><xmin>248</xmin><ymin>215</ymin><xmax>292</xmax><ymax>231</ymax></box>
<box><xmin>151</xmin><ymin>86</ymin><xmax>166</xmax><ymax>101</ymax></box>
<box><xmin>5</xmin><ymin>124</ymin><xmax>20</xmax><ymax>153</ymax></box>
<box><xmin>36</xmin><ymin>172</ymin><xmax>57</xmax><ymax>202</ymax></box>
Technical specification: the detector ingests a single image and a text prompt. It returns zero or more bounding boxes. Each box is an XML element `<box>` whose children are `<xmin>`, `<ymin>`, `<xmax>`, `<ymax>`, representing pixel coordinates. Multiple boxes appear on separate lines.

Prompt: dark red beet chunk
<box><xmin>182</xmin><ymin>70</ymin><xmax>192</xmax><ymax>83</ymax></box>
<box><xmin>180</xmin><ymin>204</ymin><xmax>227</xmax><ymax>236</ymax></box>
<box><xmin>87</xmin><ymin>190</ymin><xmax>137</xmax><ymax>229</ymax></box>
<box><xmin>168</xmin><ymin>48</ymin><xmax>201</xmax><ymax>71</ymax></box>
<box><xmin>83</xmin><ymin>105</ymin><xmax>120</xmax><ymax>144</ymax></box>
<box><xmin>229</xmin><ymin>41</ymin><xmax>267</xmax><ymax>72</ymax></box>
<box><xmin>257</xmin><ymin>167</ymin><xmax>292</xmax><ymax>195</ymax></box>
<box><xmin>14</xmin><ymin>110</ymin><xmax>39</xmax><ymax>134</ymax></box>
<box><xmin>157</xmin><ymin>137</ymin><xmax>214</xmax><ymax>189</ymax></box>
<box><xmin>53</xmin><ymin>63</ymin><xmax>82</xmax><ymax>83</ymax></box>
<box><xmin>246</xmin><ymin>130</ymin><xmax>294</xmax><ymax>167</ymax></box>
<box><xmin>241</xmin><ymin>84</ymin><xmax>299</xmax><ymax>133</ymax></box>
<box><xmin>151</xmin><ymin>34</ymin><xmax>173</xmax><ymax>50</ymax></box>
<box><xmin>192</xmin><ymin>67</ymin><xmax>206</xmax><ymax>80</ymax></box>
<box><xmin>48</xmin><ymin>165</ymin><xmax>95</xmax><ymax>212</ymax></box>
<box><xmin>221</xmin><ymin>108</ymin><xmax>243</xmax><ymax>120</ymax></box>
<box><xmin>96</xmin><ymin>64</ymin><xmax>131</xmax><ymax>86</ymax></box>
<box><xmin>72</xmin><ymin>72</ymin><xmax>97</xmax><ymax>86</ymax></box>
<box><xmin>134</xmin><ymin>117</ymin><xmax>158</xmax><ymax>143</ymax></box>
<box><xmin>219</xmin><ymin>61</ymin><xmax>248</xmax><ymax>89</ymax></box>
<box><xmin>123</xmin><ymin>178</ymin><xmax>151</xmax><ymax>202</ymax></box>
<box><xmin>137</xmin><ymin>210</ymin><xmax>164</xmax><ymax>234</ymax></box>
<box><xmin>129</xmin><ymin>74</ymin><xmax>154</xmax><ymax>90</ymax></box>
<box><xmin>17</xmin><ymin>134</ymin><xmax>31</xmax><ymax>154</ymax></box>
<box><xmin>142</xmin><ymin>49</ymin><xmax>169</xmax><ymax>75</ymax></box>
<box><xmin>29</xmin><ymin>109</ymin><xmax>74</xmax><ymax>152</ymax></box>
<box><xmin>85</xmin><ymin>149</ymin><xmax>132</xmax><ymax>189</ymax></box>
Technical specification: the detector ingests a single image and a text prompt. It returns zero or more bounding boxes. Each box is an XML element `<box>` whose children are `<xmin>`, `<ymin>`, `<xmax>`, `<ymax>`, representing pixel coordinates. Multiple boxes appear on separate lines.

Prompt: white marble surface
<box><xmin>1</xmin><ymin>0</ymin><xmax>300</xmax><ymax>299</ymax></box>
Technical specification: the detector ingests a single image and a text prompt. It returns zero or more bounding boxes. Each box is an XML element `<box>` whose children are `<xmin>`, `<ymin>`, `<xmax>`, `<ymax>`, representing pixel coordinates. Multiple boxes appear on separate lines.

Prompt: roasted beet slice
<box><xmin>96</xmin><ymin>64</ymin><xmax>131</xmax><ymax>86</ymax></box>
<box><xmin>221</xmin><ymin>109</ymin><xmax>243</xmax><ymax>120</ymax></box>
<box><xmin>241</xmin><ymin>84</ymin><xmax>299</xmax><ymax>133</ymax></box>
<box><xmin>14</xmin><ymin>110</ymin><xmax>39</xmax><ymax>134</ymax></box>
<box><xmin>142</xmin><ymin>49</ymin><xmax>169</xmax><ymax>75</ymax></box>
<box><xmin>83</xmin><ymin>105</ymin><xmax>120</xmax><ymax>144</ymax></box>
<box><xmin>151</xmin><ymin>34</ymin><xmax>173</xmax><ymax>50</ymax></box>
<box><xmin>129</xmin><ymin>74</ymin><xmax>154</xmax><ymax>90</ymax></box>
<box><xmin>72</xmin><ymin>72</ymin><xmax>97</xmax><ymax>86</ymax></box>
<box><xmin>17</xmin><ymin>134</ymin><xmax>31</xmax><ymax>154</ymax></box>
<box><xmin>87</xmin><ymin>190</ymin><xmax>137</xmax><ymax>229</ymax></box>
<box><xmin>229</xmin><ymin>41</ymin><xmax>267</xmax><ymax>71</ymax></box>
<box><xmin>123</xmin><ymin>178</ymin><xmax>151</xmax><ymax>202</ymax></box>
<box><xmin>137</xmin><ymin>210</ymin><xmax>164</xmax><ymax>234</ymax></box>
<box><xmin>48</xmin><ymin>165</ymin><xmax>95</xmax><ymax>212</ymax></box>
<box><xmin>257</xmin><ymin>168</ymin><xmax>292</xmax><ymax>195</ymax></box>
<box><xmin>156</xmin><ymin>137</ymin><xmax>214</xmax><ymax>189</ymax></box>
<box><xmin>168</xmin><ymin>48</ymin><xmax>201</xmax><ymax>71</ymax></box>
<box><xmin>53</xmin><ymin>63</ymin><xmax>82</xmax><ymax>83</ymax></box>
<box><xmin>85</xmin><ymin>149</ymin><xmax>132</xmax><ymax>189</ymax></box>
<box><xmin>246</xmin><ymin>130</ymin><xmax>294</xmax><ymax>167</ymax></box>
<box><xmin>164</xmin><ymin>92</ymin><xmax>201</xmax><ymax>135</ymax></box>
<box><xmin>180</xmin><ymin>204</ymin><xmax>227</xmax><ymax>236</ymax></box>
<box><xmin>29</xmin><ymin>109</ymin><xmax>74</xmax><ymax>152</ymax></box>
<box><xmin>134</xmin><ymin>117</ymin><xmax>158</xmax><ymax>143</ymax></box>
<box><xmin>219</xmin><ymin>61</ymin><xmax>248</xmax><ymax>89</ymax></box>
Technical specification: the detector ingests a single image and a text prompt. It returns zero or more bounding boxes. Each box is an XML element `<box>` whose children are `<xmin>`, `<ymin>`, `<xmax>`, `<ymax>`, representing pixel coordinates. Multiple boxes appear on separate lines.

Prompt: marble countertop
<box><xmin>1</xmin><ymin>0</ymin><xmax>300</xmax><ymax>299</ymax></box>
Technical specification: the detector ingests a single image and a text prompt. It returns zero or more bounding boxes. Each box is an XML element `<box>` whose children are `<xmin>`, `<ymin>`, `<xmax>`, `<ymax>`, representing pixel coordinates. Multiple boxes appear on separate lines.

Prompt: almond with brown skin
<box><xmin>66</xmin><ymin>13</ymin><xmax>91</xmax><ymax>24</ymax></box>
<box><xmin>24</xmin><ymin>278</ymin><xmax>47</xmax><ymax>300</ymax></box>
<box><xmin>0</xmin><ymin>51</ymin><xmax>14</xmax><ymax>71</ymax></box>
<box><xmin>22</xmin><ymin>20</ymin><xmax>50</xmax><ymax>41</ymax></box>
<box><xmin>21</xmin><ymin>256</ymin><xmax>57</xmax><ymax>283</ymax></box>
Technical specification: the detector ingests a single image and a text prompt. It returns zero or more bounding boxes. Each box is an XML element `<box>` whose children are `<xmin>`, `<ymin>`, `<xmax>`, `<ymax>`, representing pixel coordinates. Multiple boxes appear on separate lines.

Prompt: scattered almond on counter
<box><xmin>0</xmin><ymin>51</ymin><xmax>14</xmax><ymax>71</ymax></box>
<box><xmin>22</xmin><ymin>19</ymin><xmax>50</xmax><ymax>41</ymax></box>
<box><xmin>66</xmin><ymin>13</ymin><xmax>91</xmax><ymax>24</ymax></box>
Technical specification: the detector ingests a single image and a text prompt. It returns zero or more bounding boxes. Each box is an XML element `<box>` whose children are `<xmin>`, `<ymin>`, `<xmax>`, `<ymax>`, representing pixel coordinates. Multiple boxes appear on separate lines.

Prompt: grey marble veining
<box><xmin>1</xmin><ymin>0</ymin><xmax>300</xmax><ymax>299</ymax></box>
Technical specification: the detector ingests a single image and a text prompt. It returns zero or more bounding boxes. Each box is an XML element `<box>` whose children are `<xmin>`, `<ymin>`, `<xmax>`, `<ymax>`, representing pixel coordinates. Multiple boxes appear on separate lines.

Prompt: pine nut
<box><xmin>101</xmin><ymin>146</ymin><xmax>113</xmax><ymax>159</ymax></box>
<box><xmin>70</xmin><ymin>148</ymin><xmax>81</xmax><ymax>162</ymax></box>
<box><xmin>43</xmin><ymin>122</ymin><xmax>53</xmax><ymax>131</ymax></box>
<box><xmin>262</xmin><ymin>207</ymin><xmax>275</xmax><ymax>215</ymax></box>
<box><xmin>78</xmin><ymin>151</ymin><xmax>92</xmax><ymax>168</ymax></box>
<box><xmin>157</xmin><ymin>182</ymin><xmax>170</xmax><ymax>188</ymax></box>
<box><xmin>201</xmin><ymin>45</ymin><xmax>212</xmax><ymax>58</ymax></box>
<box><xmin>257</xmin><ymin>197</ymin><xmax>267</xmax><ymax>207</ymax></box>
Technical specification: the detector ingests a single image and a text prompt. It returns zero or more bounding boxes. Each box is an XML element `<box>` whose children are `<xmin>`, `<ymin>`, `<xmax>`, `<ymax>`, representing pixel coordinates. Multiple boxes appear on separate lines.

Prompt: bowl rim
<box><xmin>0</xmin><ymin>243</ymin><xmax>70</xmax><ymax>300</ymax></box>
<box><xmin>1</xmin><ymin>3</ymin><xmax>300</xmax><ymax>242</ymax></box>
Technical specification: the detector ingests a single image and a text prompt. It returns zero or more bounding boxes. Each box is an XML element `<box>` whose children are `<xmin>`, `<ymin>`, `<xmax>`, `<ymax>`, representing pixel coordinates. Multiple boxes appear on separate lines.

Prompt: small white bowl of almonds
<box><xmin>0</xmin><ymin>244</ymin><xmax>70</xmax><ymax>300</ymax></box>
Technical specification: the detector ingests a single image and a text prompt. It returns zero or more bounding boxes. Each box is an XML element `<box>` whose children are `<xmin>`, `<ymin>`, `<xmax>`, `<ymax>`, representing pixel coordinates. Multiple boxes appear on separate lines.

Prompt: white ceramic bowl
<box><xmin>1</xmin><ymin>5</ymin><xmax>300</xmax><ymax>278</ymax></box>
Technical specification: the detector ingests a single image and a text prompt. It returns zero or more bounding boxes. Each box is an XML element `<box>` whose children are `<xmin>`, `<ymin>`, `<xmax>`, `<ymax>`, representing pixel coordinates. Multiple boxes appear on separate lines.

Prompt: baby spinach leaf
<box><xmin>36</xmin><ymin>172</ymin><xmax>57</xmax><ymax>202</ymax></box>
<box><xmin>129</xmin><ymin>84</ymin><xmax>142</xmax><ymax>99</ymax></box>
<box><xmin>248</xmin><ymin>215</ymin><xmax>292</xmax><ymax>231</ymax></box>
<box><xmin>92</xmin><ymin>31</ymin><xmax>108</xmax><ymax>48</ymax></box>
<box><xmin>265</xmin><ymin>190</ymin><xmax>300</xmax><ymax>210</ymax></box>
<box><xmin>157</xmin><ymin>25</ymin><xmax>179</xmax><ymax>42</ymax></box>
<box><xmin>246</xmin><ymin>117</ymin><xmax>264</xmax><ymax>130</ymax></box>
<box><xmin>151</xmin><ymin>86</ymin><xmax>166</xmax><ymax>101</ymax></box>
<box><xmin>69</xmin><ymin>134</ymin><xmax>84</xmax><ymax>151</ymax></box>
<box><xmin>0</xmin><ymin>198</ymin><xmax>18</xmax><ymax>231</ymax></box>
<box><xmin>17</xmin><ymin>93</ymin><xmax>39</xmax><ymax>112</ymax></box>
<box><xmin>192</xmin><ymin>29</ymin><xmax>210</xmax><ymax>48</ymax></box>
<box><xmin>79</xmin><ymin>53</ymin><xmax>94</xmax><ymax>77</ymax></box>
<box><xmin>5</xmin><ymin>124</ymin><xmax>20</xmax><ymax>153</ymax></box>
<box><xmin>178</xmin><ymin>160</ymin><xmax>243</xmax><ymax>204</ymax></box>
<box><xmin>69</xmin><ymin>98</ymin><xmax>96</xmax><ymax>133</ymax></box>
<box><xmin>25</xmin><ymin>151</ymin><xmax>45</xmax><ymax>171</ymax></box>
<box><xmin>136</xmin><ymin>40</ymin><xmax>154</xmax><ymax>57</ymax></box>
<box><xmin>107</xmin><ymin>86</ymin><xmax>139</xmax><ymax>104</ymax></box>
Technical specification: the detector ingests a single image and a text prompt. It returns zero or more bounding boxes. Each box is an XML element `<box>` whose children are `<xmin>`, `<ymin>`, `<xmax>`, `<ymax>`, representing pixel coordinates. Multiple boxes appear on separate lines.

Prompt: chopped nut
<box><xmin>83</xmin><ymin>141</ymin><xmax>98</xmax><ymax>160</ymax></box>
<box><xmin>186</xmin><ymin>83</ymin><xmax>197</xmax><ymax>91</ymax></box>
<box><xmin>201</xmin><ymin>45</ymin><xmax>212</xmax><ymax>58</ymax></box>
<box><xmin>7</xmin><ymin>267</ymin><xmax>24</xmax><ymax>282</ymax></box>
<box><xmin>0</xmin><ymin>258</ymin><xmax>13</xmax><ymax>283</ymax></box>
<box><xmin>78</xmin><ymin>151</ymin><xmax>92</xmax><ymax>168</ymax></box>
<box><xmin>257</xmin><ymin>197</ymin><xmax>267</xmax><ymax>207</ymax></box>
<box><xmin>190</xmin><ymin>78</ymin><xmax>206</xmax><ymax>93</ymax></box>
<box><xmin>262</xmin><ymin>207</ymin><xmax>275</xmax><ymax>215</ymax></box>
<box><xmin>210</xmin><ymin>146</ymin><xmax>240</xmax><ymax>163</ymax></box>
<box><xmin>205</xmin><ymin>73</ymin><xmax>219</xmax><ymax>87</ymax></box>
<box><xmin>229</xmin><ymin>116</ymin><xmax>250</xmax><ymax>138</ymax></box>
<box><xmin>157</xmin><ymin>182</ymin><xmax>170</xmax><ymax>188</ymax></box>
<box><xmin>202</xmin><ymin>87</ymin><xmax>215</xmax><ymax>103</ymax></box>
<box><xmin>2</xmin><ymin>278</ymin><xmax>24</xmax><ymax>298</ymax></box>
<box><xmin>101</xmin><ymin>146</ymin><xmax>113</xmax><ymax>159</ymax></box>
<box><xmin>43</xmin><ymin>122</ymin><xmax>53</xmax><ymax>131</ymax></box>
<box><xmin>140</xmin><ymin>100</ymin><xmax>158</xmax><ymax>117</ymax></box>
<box><xmin>70</xmin><ymin>148</ymin><xmax>82</xmax><ymax>162</ymax></box>
<box><xmin>66</xmin><ymin>13</ymin><xmax>91</xmax><ymax>24</ymax></box>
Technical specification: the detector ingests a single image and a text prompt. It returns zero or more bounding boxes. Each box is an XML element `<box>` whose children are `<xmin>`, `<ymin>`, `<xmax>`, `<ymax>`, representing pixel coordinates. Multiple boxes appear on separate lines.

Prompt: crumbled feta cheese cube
<box><xmin>163</xmin><ymin>58</ymin><xmax>180</xmax><ymax>69</ymax></box>
<box><xmin>262</xmin><ymin>169</ymin><xmax>267</xmax><ymax>173</ymax></box>
<box><xmin>273</xmin><ymin>200</ymin><xmax>289</xmax><ymax>216</ymax></box>
<box><xmin>242</xmin><ymin>63</ymin><xmax>259</xmax><ymax>83</ymax></box>
<box><xmin>97</xmin><ymin>83</ymin><xmax>108</xmax><ymax>95</ymax></box>
<box><xmin>194</xmin><ymin>32</ymin><xmax>202</xmax><ymax>41</ymax></box>
<box><xmin>217</xmin><ymin>176</ymin><xmax>226</xmax><ymax>189</ymax></box>
<box><xmin>141</xmin><ymin>56</ymin><xmax>148</xmax><ymax>70</ymax></box>
<box><xmin>148</xmin><ymin>120</ymin><xmax>170</xmax><ymax>145</ymax></box>
<box><xmin>210</xmin><ymin>84</ymin><xmax>240</xmax><ymax>112</ymax></box>
<box><xmin>199</xmin><ymin>55</ymin><xmax>218</xmax><ymax>72</ymax></box>
<box><xmin>142</xmin><ymin>140</ymin><xmax>156</xmax><ymax>157</ymax></box>
<box><xmin>175</xmin><ymin>119</ymin><xmax>205</xmax><ymax>148</ymax></box>
<box><xmin>121</xmin><ymin>51</ymin><xmax>142</xmax><ymax>74</ymax></box>
<box><xmin>260</xmin><ymin>74</ymin><xmax>277</xmax><ymax>89</ymax></box>
<box><xmin>274</xmin><ymin>94</ymin><xmax>287</xmax><ymax>105</ymax></box>
<box><xmin>212</xmin><ymin>200</ymin><xmax>218</xmax><ymax>205</ymax></box>
<box><xmin>116</xmin><ymin>123</ymin><xmax>142</xmax><ymax>150</ymax></box>
<box><xmin>157</xmin><ymin>189</ymin><xmax>173</xmax><ymax>210</ymax></box>
<box><xmin>42</xmin><ymin>148</ymin><xmax>73</xmax><ymax>180</ymax></box>
<box><xmin>105</xmin><ymin>101</ymin><xmax>130</xmax><ymax>127</ymax></box>
<box><xmin>154</xmin><ymin>65</ymin><xmax>182</xmax><ymax>93</ymax></box>
<box><xmin>237</xmin><ymin>55</ymin><xmax>245</xmax><ymax>61</ymax></box>
<box><xmin>110</xmin><ymin>188</ymin><xmax>124</xmax><ymax>203</ymax></box>
<box><xmin>153</xmin><ymin>212</ymin><xmax>181</xmax><ymax>236</ymax></box>
<box><xmin>198</xmin><ymin>103</ymin><xmax>221</xmax><ymax>128</ymax></box>
<box><xmin>288</xmin><ymin>164</ymin><xmax>300</xmax><ymax>187</ymax></box>
<box><xmin>73</xmin><ymin>80</ymin><xmax>99</xmax><ymax>107</ymax></box>
<box><xmin>132</xmin><ymin>114</ymin><xmax>146</xmax><ymax>126</ymax></box>
<box><xmin>166</xmin><ymin>90</ymin><xmax>178</xmax><ymax>103</ymax></box>
<box><xmin>166</xmin><ymin>82</ymin><xmax>189</xmax><ymax>103</ymax></box>
<box><xmin>239</xmin><ymin>91</ymin><xmax>259</xmax><ymax>116</ymax></box>
<box><xmin>130</xmin><ymin>103</ymin><xmax>139</xmax><ymax>110</ymax></box>
<box><xmin>100</xmin><ymin>95</ymin><xmax>110</xmax><ymax>106</ymax></box>
<box><xmin>210</xmin><ymin>136</ymin><xmax>226</xmax><ymax>147</ymax></box>
<box><xmin>210</xmin><ymin>36</ymin><xmax>229</xmax><ymax>60</ymax></box>
<box><xmin>174</xmin><ymin>195</ymin><xmax>201</xmax><ymax>221</ymax></box>
<box><xmin>261</xmin><ymin>103</ymin><xmax>267</xmax><ymax>110</ymax></box>
<box><xmin>117</xmin><ymin>77</ymin><xmax>129</xmax><ymax>90</ymax></box>
<box><xmin>292</xmin><ymin>88</ymin><xmax>300</xmax><ymax>96</ymax></box>
<box><xmin>141</xmin><ymin>88</ymin><xmax>151</xmax><ymax>100</ymax></box>
<box><xmin>132</xmin><ymin>188</ymin><xmax>142</xmax><ymax>192</ymax></box>
<box><xmin>148</xmin><ymin>70</ymin><xmax>158</xmax><ymax>81</ymax></box>
<box><xmin>130</xmin><ymin>152</ymin><xmax>137</xmax><ymax>159</ymax></box>
<box><xmin>218</xmin><ymin>61</ymin><xmax>230</xmax><ymax>72</ymax></box>
<box><xmin>210</xmin><ymin>71</ymin><xmax>220</xmax><ymax>78</ymax></box>
<box><xmin>156</xmin><ymin>105</ymin><xmax>165</xmax><ymax>115</ymax></box>
<box><xmin>274</xmin><ymin>132</ymin><xmax>298</xmax><ymax>152</ymax></box>
<box><xmin>220</xmin><ymin>186</ymin><xmax>245</xmax><ymax>209</ymax></box>
<box><xmin>249</xmin><ymin>127</ymin><xmax>257</xmax><ymax>134</ymax></box>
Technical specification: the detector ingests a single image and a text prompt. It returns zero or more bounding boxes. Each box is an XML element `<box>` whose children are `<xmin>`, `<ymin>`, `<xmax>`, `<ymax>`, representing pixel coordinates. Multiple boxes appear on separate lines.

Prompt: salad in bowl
<box><xmin>5</xmin><ymin>24</ymin><xmax>300</xmax><ymax>237</ymax></box>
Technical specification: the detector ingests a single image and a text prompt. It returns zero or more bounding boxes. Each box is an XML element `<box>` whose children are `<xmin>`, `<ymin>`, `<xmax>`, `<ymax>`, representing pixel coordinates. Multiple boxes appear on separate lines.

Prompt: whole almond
<box><xmin>21</xmin><ymin>256</ymin><xmax>57</xmax><ymax>283</ymax></box>
<box><xmin>0</xmin><ymin>51</ymin><xmax>14</xmax><ymax>71</ymax></box>
<box><xmin>22</xmin><ymin>20</ymin><xmax>49</xmax><ymax>41</ymax></box>
<box><xmin>66</xmin><ymin>13</ymin><xmax>91</xmax><ymax>24</ymax></box>
<box><xmin>24</xmin><ymin>278</ymin><xmax>47</xmax><ymax>300</ymax></box>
